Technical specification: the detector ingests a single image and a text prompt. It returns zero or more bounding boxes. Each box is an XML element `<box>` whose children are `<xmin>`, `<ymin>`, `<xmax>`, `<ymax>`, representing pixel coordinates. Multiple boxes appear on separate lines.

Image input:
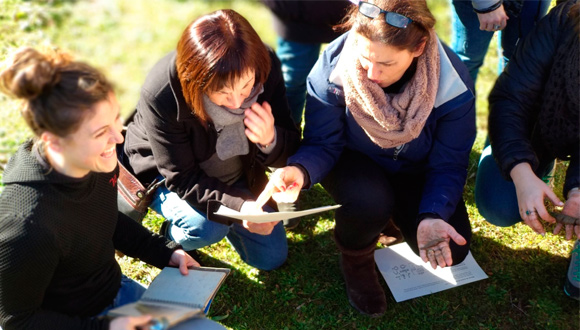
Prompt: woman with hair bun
<box><xmin>122</xmin><ymin>9</ymin><xmax>300</xmax><ymax>271</ymax></box>
<box><xmin>258</xmin><ymin>0</ymin><xmax>476</xmax><ymax>316</ymax></box>
<box><xmin>0</xmin><ymin>47</ymin><xmax>225</xmax><ymax>330</ymax></box>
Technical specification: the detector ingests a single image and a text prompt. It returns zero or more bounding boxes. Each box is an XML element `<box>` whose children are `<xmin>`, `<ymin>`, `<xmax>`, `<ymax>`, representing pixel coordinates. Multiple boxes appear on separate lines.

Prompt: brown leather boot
<box><xmin>378</xmin><ymin>218</ymin><xmax>404</xmax><ymax>246</ymax></box>
<box><xmin>335</xmin><ymin>234</ymin><xmax>387</xmax><ymax>317</ymax></box>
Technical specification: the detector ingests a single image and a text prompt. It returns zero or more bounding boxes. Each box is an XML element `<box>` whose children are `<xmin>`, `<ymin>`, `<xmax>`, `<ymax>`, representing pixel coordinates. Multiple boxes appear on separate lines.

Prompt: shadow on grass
<box><xmin>200</xmin><ymin>209</ymin><xmax>577</xmax><ymax>330</ymax></box>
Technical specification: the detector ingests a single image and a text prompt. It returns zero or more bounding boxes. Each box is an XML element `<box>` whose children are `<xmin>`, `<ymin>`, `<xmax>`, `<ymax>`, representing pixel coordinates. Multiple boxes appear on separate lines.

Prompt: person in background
<box><xmin>260</xmin><ymin>0</ymin><xmax>353</xmax><ymax>230</ymax></box>
<box><xmin>449</xmin><ymin>0</ymin><xmax>551</xmax><ymax>84</ymax></box>
<box><xmin>257</xmin><ymin>0</ymin><xmax>476</xmax><ymax>316</ymax></box>
<box><xmin>122</xmin><ymin>10</ymin><xmax>300</xmax><ymax>271</ymax></box>
<box><xmin>261</xmin><ymin>0</ymin><xmax>353</xmax><ymax>125</ymax></box>
<box><xmin>474</xmin><ymin>0</ymin><xmax>579</xmax><ymax>300</ymax></box>
<box><xmin>0</xmin><ymin>47</ymin><xmax>227</xmax><ymax>330</ymax></box>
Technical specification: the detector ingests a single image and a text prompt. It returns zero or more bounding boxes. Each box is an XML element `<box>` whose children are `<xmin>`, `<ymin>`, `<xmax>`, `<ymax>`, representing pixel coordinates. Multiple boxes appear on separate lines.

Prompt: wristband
<box><xmin>473</xmin><ymin>0</ymin><xmax>502</xmax><ymax>14</ymax></box>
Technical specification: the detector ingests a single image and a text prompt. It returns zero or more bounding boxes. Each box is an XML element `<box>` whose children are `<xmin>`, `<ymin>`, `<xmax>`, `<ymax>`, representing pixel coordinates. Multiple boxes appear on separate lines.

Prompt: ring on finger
<box><xmin>493</xmin><ymin>24</ymin><xmax>501</xmax><ymax>30</ymax></box>
<box><xmin>525</xmin><ymin>209</ymin><xmax>536</xmax><ymax>216</ymax></box>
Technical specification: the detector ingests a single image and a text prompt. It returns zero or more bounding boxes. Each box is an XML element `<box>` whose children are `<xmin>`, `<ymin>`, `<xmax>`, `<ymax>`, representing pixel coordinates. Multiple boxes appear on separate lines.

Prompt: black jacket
<box><xmin>261</xmin><ymin>0</ymin><xmax>353</xmax><ymax>43</ymax></box>
<box><xmin>488</xmin><ymin>0</ymin><xmax>579</xmax><ymax>197</ymax></box>
<box><xmin>0</xmin><ymin>141</ymin><xmax>178</xmax><ymax>330</ymax></box>
<box><xmin>123</xmin><ymin>48</ymin><xmax>300</xmax><ymax>215</ymax></box>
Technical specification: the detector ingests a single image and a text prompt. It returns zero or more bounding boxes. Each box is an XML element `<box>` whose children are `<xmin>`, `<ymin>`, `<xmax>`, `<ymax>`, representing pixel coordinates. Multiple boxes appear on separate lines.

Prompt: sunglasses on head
<box><xmin>358</xmin><ymin>1</ymin><xmax>412</xmax><ymax>29</ymax></box>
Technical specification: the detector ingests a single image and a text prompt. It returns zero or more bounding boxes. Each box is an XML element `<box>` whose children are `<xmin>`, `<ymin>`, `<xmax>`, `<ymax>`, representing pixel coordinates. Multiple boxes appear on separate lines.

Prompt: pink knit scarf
<box><xmin>338</xmin><ymin>30</ymin><xmax>440</xmax><ymax>149</ymax></box>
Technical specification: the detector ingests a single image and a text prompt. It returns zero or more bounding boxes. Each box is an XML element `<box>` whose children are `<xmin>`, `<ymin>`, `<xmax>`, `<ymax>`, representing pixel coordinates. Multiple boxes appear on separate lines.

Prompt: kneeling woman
<box><xmin>260</xmin><ymin>0</ymin><xmax>476</xmax><ymax>316</ymax></box>
<box><xmin>0</xmin><ymin>48</ymin><xmax>217</xmax><ymax>329</ymax></box>
<box><xmin>123</xmin><ymin>10</ymin><xmax>300</xmax><ymax>270</ymax></box>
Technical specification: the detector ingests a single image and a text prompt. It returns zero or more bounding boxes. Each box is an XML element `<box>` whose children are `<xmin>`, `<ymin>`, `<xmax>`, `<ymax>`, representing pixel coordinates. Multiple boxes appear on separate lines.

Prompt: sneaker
<box><xmin>564</xmin><ymin>240</ymin><xmax>580</xmax><ymax>300</ymax></box>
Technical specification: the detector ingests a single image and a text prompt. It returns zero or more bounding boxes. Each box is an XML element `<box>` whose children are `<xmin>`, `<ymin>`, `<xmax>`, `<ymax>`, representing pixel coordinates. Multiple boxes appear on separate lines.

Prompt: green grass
<box><xmin>0</xmin><ymin>0</ymin><xmax>577</xmax><ymax>329</ymax></box>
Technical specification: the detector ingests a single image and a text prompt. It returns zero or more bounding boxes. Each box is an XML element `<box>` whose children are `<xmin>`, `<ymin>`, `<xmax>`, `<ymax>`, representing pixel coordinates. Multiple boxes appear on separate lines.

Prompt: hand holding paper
<box><xmin>240</xmin><ymin>201</ymin><xmax>278</xmax><ymax>235</ymax></box>
<box><xmin>255</xmin><ymin>166</ymin><xmax>304</xmax><ymax>208</ymax></box>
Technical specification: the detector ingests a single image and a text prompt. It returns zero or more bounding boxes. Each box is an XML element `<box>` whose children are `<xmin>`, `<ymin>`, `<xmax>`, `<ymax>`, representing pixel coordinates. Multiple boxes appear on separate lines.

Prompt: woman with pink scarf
<box><xmin>257</xmin><ymin>0</ymin><xmax>476</xmax><ymax>316</ymax></box>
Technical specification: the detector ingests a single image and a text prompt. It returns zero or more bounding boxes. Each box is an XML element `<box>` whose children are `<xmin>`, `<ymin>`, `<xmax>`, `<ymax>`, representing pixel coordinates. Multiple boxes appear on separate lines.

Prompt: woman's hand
<box><xmin>255</xmin><ymin>166</ymin><xmax>304</xmax><ymax>209</ymax></box>
<box><xmin>240</xmin><ymin>201</ymin><xmax>279</xmax><ymax>235</ymax></box>
<box><xmin>553</xmin><ymin>190</ymin><xmax>580</xmax><ymax>240</ymax></box>
<box><xmin>168</xmin><ymin>249</ymin><xmax>200</xmax><ymax>275</ymax></box>
<box><xmin>417</xmin><ymin>218</ymin><xmax>467</xmax><ymax>269</ymax></box>
<box><xmin>477</xmin><ymin>5</ymin><xmax>509</xmax><ymax>31</ymax></box>
<box><xmin>510</xmin><ymin>163</ymin><xmax>564</xmax><ymax>235</ymax></box>
<box><xmin>109</xmin><ymin>315</ymin><xmax>152</xmax><ymax>330</ymax></box>
<box><xmin>244</xmin><ymin>101</ymin><xmax>275</xmax><ymax>146</ymax></box>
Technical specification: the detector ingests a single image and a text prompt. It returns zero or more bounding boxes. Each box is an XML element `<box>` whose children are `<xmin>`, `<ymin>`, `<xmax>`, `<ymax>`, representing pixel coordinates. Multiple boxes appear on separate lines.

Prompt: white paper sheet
<box><xmin>374</xmin><ymin>242</ymin><xmax>488</xmax><ymax>302</ymax></box>
<box><xmin>214</xmin><ymin>204</ymin><xmax>341</xmax><ymax>223</ymax></box>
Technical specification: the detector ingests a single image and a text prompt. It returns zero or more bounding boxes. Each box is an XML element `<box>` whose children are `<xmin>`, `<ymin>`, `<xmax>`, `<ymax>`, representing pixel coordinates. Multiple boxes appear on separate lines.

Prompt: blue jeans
<box><xmin>450</xmin><ymin>0</ymin><xmax>550</xmax><ymax>83</ymax></box>
<box><xmin>150</xmin><ymin>179</ymin><xmax>288</xmax><ymax>271</ymax></box>
<box><xmin>475</xmin><ymin>145</ymin><xmax>554</xmax><ymax>227</ymax></box>
<box><xmin>276</xmin><ymin>37</ymin><xmax>322</xmax><ymax>125</ymax></box>
<box><xmin>98</xmin><ymin>275</ymin><xmax>147</xmax><ymax>316</ymax></box>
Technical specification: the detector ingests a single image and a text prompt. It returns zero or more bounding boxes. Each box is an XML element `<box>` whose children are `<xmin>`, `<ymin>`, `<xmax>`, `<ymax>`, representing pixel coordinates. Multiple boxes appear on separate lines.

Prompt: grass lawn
<box><xmin>0</xmin><ymin>0</ymin><xmax>577</xmax><ymax>329</ymax></box>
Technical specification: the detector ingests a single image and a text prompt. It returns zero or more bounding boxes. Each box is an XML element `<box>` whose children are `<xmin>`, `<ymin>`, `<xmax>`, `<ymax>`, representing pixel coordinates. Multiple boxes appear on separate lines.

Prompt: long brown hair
<box><xmin>338</xmin><ymin>0</ymin><xmax>436</xmax><ymax>52</ymax></box>
<box><xmin>0</xmin><ymin>47</ymin><xmax>113</xmax><ymax>137</ymax></box>
<box><xmin>176</xmin><ymin>9</ymin><xmax>271</xmax><ymax>125</ymax></box>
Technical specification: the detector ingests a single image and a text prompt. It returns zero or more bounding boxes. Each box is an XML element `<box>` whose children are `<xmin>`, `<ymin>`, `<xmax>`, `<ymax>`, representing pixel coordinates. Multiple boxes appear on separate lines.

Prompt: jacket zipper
<box><xmin>393</xmin><ymin>144</ymin><xmax>405</xmax><ymax>160</ymax></box>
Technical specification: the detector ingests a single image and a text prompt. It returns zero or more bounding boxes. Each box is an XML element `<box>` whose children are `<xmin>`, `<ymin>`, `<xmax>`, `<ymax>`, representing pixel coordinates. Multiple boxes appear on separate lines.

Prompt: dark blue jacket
<box><xmin>289</xmin><ymin>32</ymin><xmax>476</xmax><ymax>221</ymax></box>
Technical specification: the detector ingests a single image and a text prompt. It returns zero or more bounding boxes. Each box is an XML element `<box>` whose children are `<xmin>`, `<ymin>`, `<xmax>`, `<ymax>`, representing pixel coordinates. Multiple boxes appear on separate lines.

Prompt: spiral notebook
<box><xmin>108</xmin><ymin>266</ymin><xmax>230</xmax><ymax>326</ymax></box>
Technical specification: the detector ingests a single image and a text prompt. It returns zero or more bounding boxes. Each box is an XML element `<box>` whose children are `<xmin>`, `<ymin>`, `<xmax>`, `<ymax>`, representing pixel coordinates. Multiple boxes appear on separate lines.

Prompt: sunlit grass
<box><xmin>0</xmin><ymin>1</ymin><xmax>576</xmax><ymax>329</ymax></box>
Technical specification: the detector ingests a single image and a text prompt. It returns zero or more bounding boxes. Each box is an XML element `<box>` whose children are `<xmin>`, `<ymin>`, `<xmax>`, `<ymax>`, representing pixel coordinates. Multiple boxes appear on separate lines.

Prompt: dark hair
<box><xmin>0</xmin><ymin>47</ymin><xmax>113</xmax><ymax>137</ymax></box>
<box><xmin>339</xmin><ymin>0</ymin><xmax>436</xmax><ymax>52</ymax></box>
<box><xmin>176</xmin><ymin>9</ymin><xmax>271</xmax><ymax>125</ymax></box>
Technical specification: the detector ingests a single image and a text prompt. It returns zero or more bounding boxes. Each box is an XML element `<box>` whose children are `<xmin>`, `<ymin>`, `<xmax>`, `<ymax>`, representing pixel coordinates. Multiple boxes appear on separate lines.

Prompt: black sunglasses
<box><xmin>358</xmin><ymin>1</ymin><xmax>413</xmax><ymax>29</ymax></box>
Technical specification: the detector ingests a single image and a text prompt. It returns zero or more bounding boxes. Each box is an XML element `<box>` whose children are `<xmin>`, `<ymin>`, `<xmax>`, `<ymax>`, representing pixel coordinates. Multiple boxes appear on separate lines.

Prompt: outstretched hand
<box><xmin>417</xmin><ymin>218</ymin><xmax>467</xmax><ymax>269</ymax></box>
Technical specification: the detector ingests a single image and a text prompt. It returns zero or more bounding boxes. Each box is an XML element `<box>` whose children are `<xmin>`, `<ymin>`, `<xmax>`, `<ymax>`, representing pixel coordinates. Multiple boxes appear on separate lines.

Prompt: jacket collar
<box><xmin>167</xmin><ymin>51</ymin><xmax>196</xmax><ymax>122</ymax></box>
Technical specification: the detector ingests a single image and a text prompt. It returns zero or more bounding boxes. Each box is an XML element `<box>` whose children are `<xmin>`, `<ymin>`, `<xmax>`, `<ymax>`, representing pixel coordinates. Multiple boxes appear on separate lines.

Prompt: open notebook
<box><xmin>108</xmin><ymin>266</ymin><xmax>230</xmax><ymax>326</ymax></box>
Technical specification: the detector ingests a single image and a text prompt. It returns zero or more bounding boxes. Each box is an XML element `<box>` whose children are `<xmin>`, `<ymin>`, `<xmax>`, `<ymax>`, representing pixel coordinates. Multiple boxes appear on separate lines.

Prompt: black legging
<box><xmin>321</xmin><ymin>148</ymin><xmax>472</xmax><ymax>263</ymax></box>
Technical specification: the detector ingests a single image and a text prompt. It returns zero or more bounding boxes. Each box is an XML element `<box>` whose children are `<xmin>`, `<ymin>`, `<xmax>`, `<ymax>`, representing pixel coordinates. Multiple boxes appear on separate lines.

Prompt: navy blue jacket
<box><xmin>288</xmin><ymin>32</ymin><xmax>476</xmax><ymax>222</ymax></box>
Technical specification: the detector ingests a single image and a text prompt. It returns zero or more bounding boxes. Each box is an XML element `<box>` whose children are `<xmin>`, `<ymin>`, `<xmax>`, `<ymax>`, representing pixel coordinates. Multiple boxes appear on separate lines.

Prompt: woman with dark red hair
<box><xmin>122</xmin><ymin>9</ymin><xmax>300</xmax><ymax>271</ymax></box>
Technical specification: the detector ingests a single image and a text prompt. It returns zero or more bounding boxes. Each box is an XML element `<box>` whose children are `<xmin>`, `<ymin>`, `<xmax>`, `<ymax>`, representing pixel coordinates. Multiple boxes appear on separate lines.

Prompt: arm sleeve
<box><xmin>419</xmin><ymin>96</ymin><xmax>476</xmax><ymax>222</ymax></box>
<box><xmin>287</xmin><ymin>44</ymin><xmax>347</xmax><ymax>187</ymax></box>
<box><xmin>0</xmin><ymin>215</ymin><xmax>109</xmax><ymax>330</ymax></box>
<box><xmin>254</xmin><ymin>48</ymin><xmax>301</xmax><ymax>169</ymax></box>
<box><xmin>113</xmin><ymin>212</ymin><xmax>178</xmax><ymax>269</ymax></box>
<box><xmin>488</xmin><ymin>6</ymin><xmax>563</xmax><ymax>180</ymax></box>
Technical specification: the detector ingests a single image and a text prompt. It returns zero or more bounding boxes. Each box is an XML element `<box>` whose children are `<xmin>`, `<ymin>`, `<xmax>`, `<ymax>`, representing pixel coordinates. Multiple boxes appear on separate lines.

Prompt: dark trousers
<box><xmin>321</xmin><ymin>149</ymin><xmax>472</xmax><ymax>263</ymax></box>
